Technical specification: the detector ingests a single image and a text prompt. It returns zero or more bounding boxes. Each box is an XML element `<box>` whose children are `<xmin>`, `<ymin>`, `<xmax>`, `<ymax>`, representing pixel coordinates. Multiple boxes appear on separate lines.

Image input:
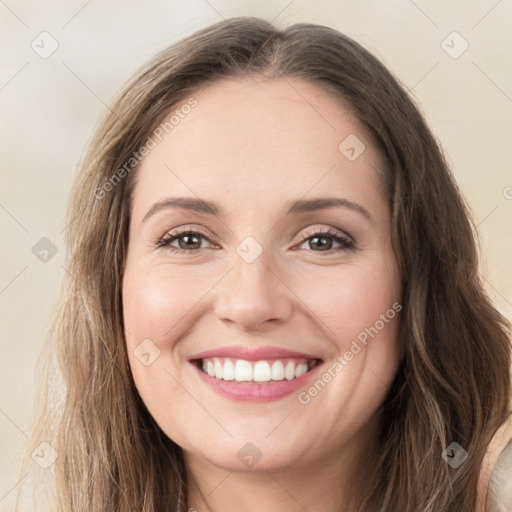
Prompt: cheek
<box><xmin>291</xmin><ymin>251</ymin><xmax>402</xmax><ymax>396</ymax></box>
<box><xmin>123</xmin><ymin>262</ymin><xmax>211</xmax><ymax>348</ymax></box>
<box><xmin>291</xmin><ymin>259</ymin><xmax>401</xmax><ymax>426</ymax></box>
<box><xmin>122</xmin><ymin>262</ymin><xmax>203</xmax><ymax>429</ymax></box>
<box><xmin>292</xmin><ymin>257</ymin><xmax>401</xmax><ymax>347</ymax></box>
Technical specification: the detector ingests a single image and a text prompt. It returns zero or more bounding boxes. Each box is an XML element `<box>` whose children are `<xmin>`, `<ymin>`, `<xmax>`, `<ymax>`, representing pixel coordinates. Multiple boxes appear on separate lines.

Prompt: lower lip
<box><xmin>190</xmin><ymin>361</ymin><xmax>323</xmax><ymax>402</ymax></box>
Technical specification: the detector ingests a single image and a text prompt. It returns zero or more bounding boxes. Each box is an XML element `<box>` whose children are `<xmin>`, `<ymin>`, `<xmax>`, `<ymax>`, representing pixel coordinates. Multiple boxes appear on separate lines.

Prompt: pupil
<box><xmin>176</xmin><ymin>234</ymin><xmax>335</xmax><ymax>251</ymax></box>
<box><xmin>180</xmin><ymin>234</ymin><xmax>200</xmax><ymax>249</ymax></box>
<box><xmin>312</xmin><ymin>236</ymin><xmax>331</xmax><ymax>251</ymax></box>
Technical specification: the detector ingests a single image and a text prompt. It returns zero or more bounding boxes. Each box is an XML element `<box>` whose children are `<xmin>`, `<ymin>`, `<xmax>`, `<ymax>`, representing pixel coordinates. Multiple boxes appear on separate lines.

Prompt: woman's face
<box><xmin>123</xmin><ymin>76</ymin><xmax>402</xmax><ymax>472</ymax></box>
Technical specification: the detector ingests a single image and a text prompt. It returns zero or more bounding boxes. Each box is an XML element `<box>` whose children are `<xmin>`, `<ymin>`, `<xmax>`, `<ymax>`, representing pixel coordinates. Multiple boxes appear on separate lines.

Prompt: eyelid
<box><xmin>296</xmin><ymin>225</ymin><xmax>353</xmax><ymax>244</ymax></box>
<box><xmin>155</xmin><ymin>224</ymin><xmax>218</xmax><ymax>246</ymax></box>
<box><xmin>156</xmin><ymin>224</ymin><xmax>355</xmax><ymax>253</ymax></box>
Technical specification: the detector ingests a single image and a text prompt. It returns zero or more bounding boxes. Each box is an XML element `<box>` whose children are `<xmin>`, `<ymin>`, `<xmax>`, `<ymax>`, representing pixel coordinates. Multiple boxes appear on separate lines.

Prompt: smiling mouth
<box><xmin>193</xmin><ymin>357</ymin><xmax>322</xmax><ymax>383</ymax></box>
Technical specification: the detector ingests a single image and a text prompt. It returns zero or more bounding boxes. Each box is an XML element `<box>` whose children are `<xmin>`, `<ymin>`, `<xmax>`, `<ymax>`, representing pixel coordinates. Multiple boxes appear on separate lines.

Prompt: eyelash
<box><xmin>156</xmin><ymin>228</ymin><xmax>355</xmax><ymax>254</ymax></box>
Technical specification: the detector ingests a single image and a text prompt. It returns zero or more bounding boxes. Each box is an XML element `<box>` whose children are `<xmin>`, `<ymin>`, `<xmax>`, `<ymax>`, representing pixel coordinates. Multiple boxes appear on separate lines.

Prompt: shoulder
<box><xmin>486</xmin><ymin>439</ymin><xmax>512</xmax><ymax>512</ymax></box>
<box><xmin>480</xmin><ymin>415</ymin><xmax>512</xmax><ymax>512</ymax></box>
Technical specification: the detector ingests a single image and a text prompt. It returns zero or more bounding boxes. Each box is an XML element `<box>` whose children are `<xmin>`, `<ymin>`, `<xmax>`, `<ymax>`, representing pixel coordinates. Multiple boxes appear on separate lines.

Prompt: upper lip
<box><xmin>189</xmin><ymin>346</ymin><xmax>322</xmax><ymax>362</ymax></box>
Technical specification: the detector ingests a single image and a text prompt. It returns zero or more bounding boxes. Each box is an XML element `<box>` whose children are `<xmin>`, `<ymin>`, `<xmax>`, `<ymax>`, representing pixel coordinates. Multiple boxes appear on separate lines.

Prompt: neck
<box><xmin>184</xmin><ymin>417</ymin><xmax>380</xmax><ymax>512</ymax></box>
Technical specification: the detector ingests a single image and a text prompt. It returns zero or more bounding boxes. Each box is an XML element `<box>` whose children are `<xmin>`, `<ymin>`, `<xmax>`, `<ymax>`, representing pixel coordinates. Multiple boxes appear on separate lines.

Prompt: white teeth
<box><xmin>234</xmin><ymin>360</ymin><xmax>253</xmax><ymax>382</ymax></box>
<box><xmin>295</xmin><ymin>363</ymin><xmax>308</xmax><ymax>378</ymax></box>
<box><xmin>199</xmin><ymin>357</ymin><xmax>318</xmax><ymax>383</ymax></box>
<box><xmin>253</xmin><ymin>361</ymin><xmax>272</xmax><ymax>382</ymax></box>
<box><xmin>271</xmin><ymin>360</ymin><xmax>285</xmax><ymax>381</ymax></box>
<box><xmin>214</xmin><ymin>357</ymin><xmax>223</xmax><ymax>379</ymax></box>
<box><xmin>222</xmin><ymin>359</ymin><xmax>235</xmax><ymax>380</ymax></box>
<box><xmin>285</xmin><ymin>361</ymin><xmax>296</xmax><ymax>381</ymax></box>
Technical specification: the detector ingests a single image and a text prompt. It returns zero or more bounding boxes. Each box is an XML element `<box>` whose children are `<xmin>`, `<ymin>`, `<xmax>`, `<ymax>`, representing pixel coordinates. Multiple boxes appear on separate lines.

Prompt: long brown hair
<box><xmin>14</xmin><ymin>16</ymin><xmax>511</xmax><ymax>512</ymax></box>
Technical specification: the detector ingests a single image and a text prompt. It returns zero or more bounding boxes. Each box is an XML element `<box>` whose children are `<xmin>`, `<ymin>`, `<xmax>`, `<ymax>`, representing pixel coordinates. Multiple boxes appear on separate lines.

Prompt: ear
<box><xmin>476</xmin><ymin>416</ymin><xmax>512</xmax><ymax>512</ymax></box>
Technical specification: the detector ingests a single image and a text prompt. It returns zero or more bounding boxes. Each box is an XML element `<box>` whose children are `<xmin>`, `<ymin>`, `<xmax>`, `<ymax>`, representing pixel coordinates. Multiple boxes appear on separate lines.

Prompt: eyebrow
<box><xmin>142</xmin><ymin>196</ymin><xmax>374</xmax><ymax>224</ymax></box>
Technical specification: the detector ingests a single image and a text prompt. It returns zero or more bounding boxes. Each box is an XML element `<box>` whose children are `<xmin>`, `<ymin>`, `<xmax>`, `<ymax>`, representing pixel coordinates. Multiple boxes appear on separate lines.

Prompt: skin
<box><xmin>122</xmin><ymin>76</ymin><xmax>402</xmax><ymax>512</ymax></box>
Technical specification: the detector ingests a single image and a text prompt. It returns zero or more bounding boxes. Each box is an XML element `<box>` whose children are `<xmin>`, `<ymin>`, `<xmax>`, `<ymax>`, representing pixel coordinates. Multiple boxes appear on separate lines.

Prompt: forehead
<box><xmin>131</xmin><ymin>76</ymin><xmax>383</xmax><ymax>218</ymax></box>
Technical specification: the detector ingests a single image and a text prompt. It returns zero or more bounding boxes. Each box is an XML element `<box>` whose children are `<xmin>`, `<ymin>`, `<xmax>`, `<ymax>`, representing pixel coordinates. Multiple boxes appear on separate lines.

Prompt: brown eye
<box><xmin>176</xmin><ymin>233</ymin><xmax>202</xmax><ymax>250</ymax></box>
<box><xmin>157</xmin><ymin>231</ymin><xmax>212</xmax><ymax>253</ymax></box>
<box><xmin>298</xmin><ymin>229</ymin><xmax>354</xmax><ymax>252</ymax></box>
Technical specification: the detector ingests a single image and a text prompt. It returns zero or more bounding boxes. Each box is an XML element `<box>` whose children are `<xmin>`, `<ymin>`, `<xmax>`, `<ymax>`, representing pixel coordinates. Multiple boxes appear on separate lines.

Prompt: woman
<box><xmin>14</xmin><ymin>16</ymin><xmax>512</xmax><ymax>512</ymax></box>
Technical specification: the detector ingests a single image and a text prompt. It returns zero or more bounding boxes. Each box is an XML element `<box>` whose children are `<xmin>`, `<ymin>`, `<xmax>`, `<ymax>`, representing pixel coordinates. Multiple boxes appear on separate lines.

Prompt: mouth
<box><xmin>188</xmin><ymin>347</ymin><xmax>324</xmax><ymax>402</ymax></box>
<box><xmin>192</xmin><ymin>357</ymin><xmax>321</xmax><ymax>383</ymax></box>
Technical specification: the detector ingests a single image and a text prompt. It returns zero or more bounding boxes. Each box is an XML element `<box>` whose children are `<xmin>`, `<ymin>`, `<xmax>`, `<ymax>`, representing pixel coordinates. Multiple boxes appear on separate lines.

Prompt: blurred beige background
<box><xmin>1</xmin><ymin>0</ymin><xmax>511</xmax><ymax>508</ymax></box>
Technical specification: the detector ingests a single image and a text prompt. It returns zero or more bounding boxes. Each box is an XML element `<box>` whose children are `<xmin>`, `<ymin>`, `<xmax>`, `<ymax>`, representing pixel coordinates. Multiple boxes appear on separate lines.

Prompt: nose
<box><xmin>213</xmin><ymin>247</ymin><xmax>293</xmax><ymax>332</ymax></box>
